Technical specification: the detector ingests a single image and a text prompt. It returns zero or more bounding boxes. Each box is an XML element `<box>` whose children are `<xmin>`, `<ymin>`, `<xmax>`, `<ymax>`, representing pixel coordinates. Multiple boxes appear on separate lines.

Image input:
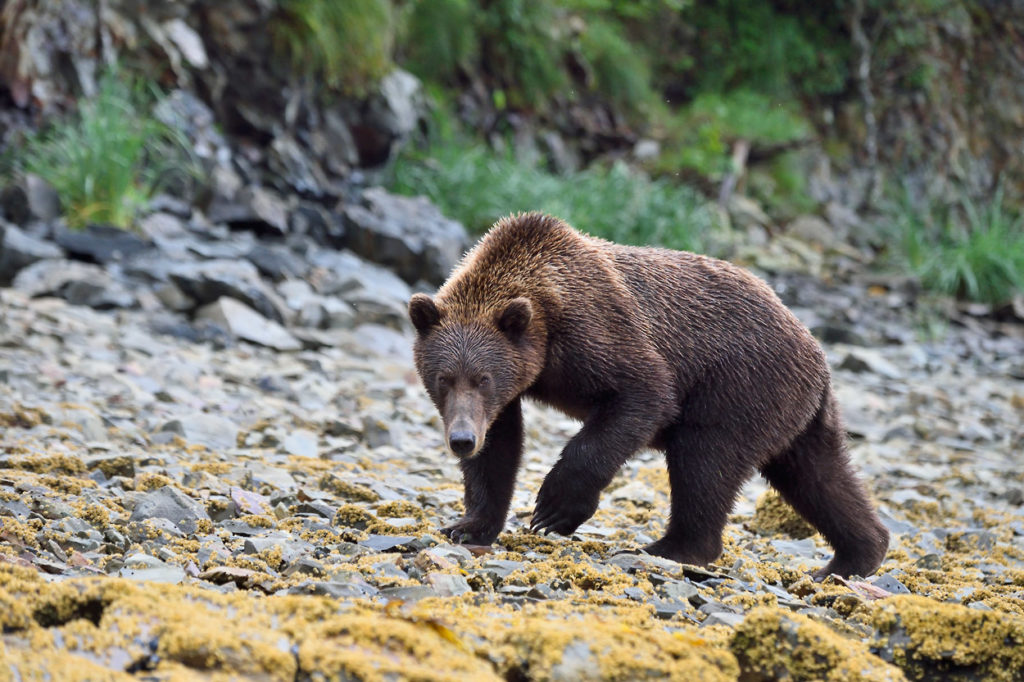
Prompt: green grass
<box><xmin>19</xmin><ymin>72</ymin><xmax>190</xmax><ymax>229</ymax></box>
<box><xmin>273</xmin><ymin>0</ymin><xmax>392</xmax><ymax>94</ymax></box>
<box><xmin>390</xmin><ymin>138</ymin><xmax>715</xmax><ymax>252</ymax></box>
<box><xmin>655</xmin><ymin>90</ymin><xmax>812</xmax><ymax>179</ymax></box>
<box><xmin>893</xmin><ymin>188</ymin><xmax>1024</xmax><ymax>304</ymax></box>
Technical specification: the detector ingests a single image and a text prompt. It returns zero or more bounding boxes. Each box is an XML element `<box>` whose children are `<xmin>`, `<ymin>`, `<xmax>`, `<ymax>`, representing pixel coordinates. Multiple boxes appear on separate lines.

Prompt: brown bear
<box><xmin>409</xmin><ymin>212</ymin><xmax>889</xmax><ymax>580</ymax></box>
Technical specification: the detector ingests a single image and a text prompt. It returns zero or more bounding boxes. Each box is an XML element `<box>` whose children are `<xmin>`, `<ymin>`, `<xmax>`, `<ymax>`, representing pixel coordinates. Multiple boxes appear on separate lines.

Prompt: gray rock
<box><xmin>137</xmin><ymin>212</ymin><xmax>188</xmax><ymax>240</ymax></box>
<box><xmin>342</xmin><ymin>187</ymin><xmax>468</xmax><ymax>285</ymax></box>
<box><xmin>871</xmin><ymin>572</ymin><xmax>911</xmax><ymax>594</ymax></box>
<box><xmin>427</xmin><ymin>572</ymin><xmax>472</xmax><ymax>597</ymax></box>
<box><xmin>360</xmin><ymin>535</ymin><xmax>416</xmax><ymax>552</ymax></box>
<box><xmin>54</xmin><ymin>224</ymin><xmax>150</xmax><ymax>264</ymax></box>
<box><xmin>838</xmin><ymin>349</ymin><xmax>904</xmax><ymax>380</ymax></box>
<box><xmin>246</xmin><ymin>243</ymin><xmax>308</xmax><ymax>281</ymax></box>
<box><xmin>118</xmin><ymin>554</ymin><xmax>186</xmax><ymax>584</ymax></box>
<box><xmin>129</xmin><ymin>485</ymin><xmax>211</xmax><ymax>534</ymax></box>
<box><xmin>308</xmin><ymin>248</ymin><xmax>412</xmax><ymax>301</ymax></box>
<box><xmin>24</xmin><ymin>173</ymin><xmax>62</xmax><ymax>221</ymax></box>
<box><xmin>345</xmin><ymin>289</ymin><xmax>409</xmax><ymax>329</ymax></box>
<box><xmin>159</xmin><ymin>413</ymin><xmax>240</xmax><ymax>451</ymax></box>
<box><xmin>379</xmin><ymin>585</ymin><xmax>437</xmax><ymax>602</ymax></box>
<box><xmin>786</xmin><ymin>215</ymin><xmax>837</xmax><ymax>249</ymax></box>
<box><xmin>169</xmin><ymin>259</ymin><xmax>287</xmax><ymax>322</ymax></box>
<box><xmin>196</xmin><ymin>297</ymin><xmax>301</xmax><ymax>351</ymax></box>
<box><xmin>356</xmin><ymin>69</ymin><xmax>426</xmax><ymax>165</ymax></box>
<box><xmin>320</xmin><ymin>110</ymin><xmax>360</xmax><ymax>174</ymax></box>
<box><xmin>12</xmin><ymin>259</ymin><xmax>107</xmax><ymax>302</ymax></box>
<box><xmin>701</xmin><ymin>612</ymin><xmax>746</xmax><ymax>628</ymax></box>
<box><xmin>0</xmin><ymin>221</ymin><xmax>63</xmax><ymax>284</ymax></box>
<box><xmin>550</xmin><ymin>640</ymin><xmax>600</xmax><ymax>681</ymax></box>
<box><xmin>269</xmin><ymin>135</ymin><xmax>328</xmax><ymax>196</ymax></box>
<box><xmin>282</xmin><ymin>429</ymin><xmax>318</xmax><ymax>457</ymax></box>
<box><xmin>207</xmin><ymin>186</ymin><xmax>289</xmax><ymax>236</ymax></box>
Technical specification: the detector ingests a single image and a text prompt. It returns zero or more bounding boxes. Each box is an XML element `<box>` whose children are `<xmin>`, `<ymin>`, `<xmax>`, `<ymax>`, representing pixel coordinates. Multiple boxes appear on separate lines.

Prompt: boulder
<box><xmin>0</xmin><ymin>221</ymin><xmax>63</xmax><ymax>284</ymax></box>
<box><xmin>54</xmin><ymin>224</ymin><xmax>151</xmax><ymax>264</ymax></box>
<box><xmin>168</xmin><ymin>259</ymin><xmax>288</xmax><ymax>322</ymax></box>
<box><xmin>11</xmin><ymin>259</ymin><xmax>136</xmax><ymax>308</ymax></box>
<box><xmin>196</xmin><ymin>296</ymin><xmax>301</xmax><ymax>351</ymax></box>
<box><xmin>342</xmin><ymin>187</ymin><xmax>468</xmax><ymax>285</ymax></box>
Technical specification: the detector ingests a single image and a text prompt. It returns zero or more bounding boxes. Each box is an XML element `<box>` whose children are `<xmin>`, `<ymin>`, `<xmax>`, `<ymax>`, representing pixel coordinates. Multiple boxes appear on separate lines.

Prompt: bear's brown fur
<box><xmin>409</xmin><ymin>213</ymin><xmax>889</xmax><ymax>580</ymax></box>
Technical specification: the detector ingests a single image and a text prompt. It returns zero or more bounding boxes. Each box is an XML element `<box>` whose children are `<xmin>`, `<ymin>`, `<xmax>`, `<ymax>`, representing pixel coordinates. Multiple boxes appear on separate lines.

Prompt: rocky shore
<box><xmin>2</xmin><ymin>195</ymin><xmax>1023</xmax><ymax>679</ymax></box>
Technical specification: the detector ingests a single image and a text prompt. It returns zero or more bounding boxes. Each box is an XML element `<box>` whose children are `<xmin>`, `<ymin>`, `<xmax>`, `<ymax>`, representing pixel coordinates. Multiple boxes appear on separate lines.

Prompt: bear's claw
<box><xmin>440</xmin><ymin>516</ymin><xmax>502</xmax><ymax>546</ymax></box>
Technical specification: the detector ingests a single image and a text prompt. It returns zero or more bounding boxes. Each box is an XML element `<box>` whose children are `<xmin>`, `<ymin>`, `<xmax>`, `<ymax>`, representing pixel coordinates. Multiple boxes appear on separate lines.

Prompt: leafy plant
<box><xmin>577</xmin><ymin>18</ymin><xmax>657</xmax><ymax>113</ymax></box>
<box><xmin>273</xmin><ymin>0</ymin><xmax>393</xmax><ymax>94</ymax></box>
<box><xmin>400</xmin><ymin>0</ymin><xmax>479</xmax><ymax>83</ymax></box>
<box><xmin>655</xmin><ymin>90</ymin><xmax>811</xmax><ymax>179</ymax></box>
<box><xmin>20</xmin><ymin>72</ymin><xmax>191</xmax><ymax>229</ymax></box>
<box><xmin>391</xmin><ymin>136</ymin><xmax>715</xmax><ymax>252</ymax></box>
<box><xmin>893</xmin><ymin>187</ymin><xmax>1024</xmax><ymax>304</ymax></box>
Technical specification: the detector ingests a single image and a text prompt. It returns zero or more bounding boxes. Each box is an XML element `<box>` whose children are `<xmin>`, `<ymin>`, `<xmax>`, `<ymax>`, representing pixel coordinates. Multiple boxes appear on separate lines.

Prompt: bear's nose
<box><xmin>449</xmin><ymin>431</ymin><xmax>476</xmax><ymax>456</ymax></box>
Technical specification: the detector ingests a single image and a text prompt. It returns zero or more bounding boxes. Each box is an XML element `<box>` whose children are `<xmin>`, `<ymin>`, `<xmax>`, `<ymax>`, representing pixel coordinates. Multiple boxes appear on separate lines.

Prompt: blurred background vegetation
<box><xmin>1</xmin><ymin>0</ymin><xmax>1022</xmax><ymax>303</ymax></box>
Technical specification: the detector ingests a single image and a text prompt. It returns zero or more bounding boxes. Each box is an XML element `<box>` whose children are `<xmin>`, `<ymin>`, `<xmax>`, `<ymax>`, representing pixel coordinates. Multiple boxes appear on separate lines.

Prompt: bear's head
<box><xmin>408</xmin><ymin>293</ymin><xmax>544</xmax><ymax>458</ymax></box>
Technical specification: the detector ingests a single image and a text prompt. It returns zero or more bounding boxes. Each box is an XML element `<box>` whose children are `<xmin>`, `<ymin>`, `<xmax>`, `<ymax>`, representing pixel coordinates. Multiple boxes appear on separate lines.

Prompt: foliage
<box><xmin>391</xmin><ymin>136</ymin><xmax>715</xmax><ymax>252</ymax></box>
<box><xmin>273</xmin><ymin>0</ymin><xmax>393</xmax><ymax>94</ymax></box>
<box><xmin>399</xmin><ymin>0</ymin><xmax>478</xmax><ymax>83</ymax></box>
<box><xmin>19</xmin><ymin>72</ymin><xmax>191</xmax><ymax>229</ymax></box>
<box><xmin>655</xmin><ymin>90</ymin><xmax>812</xmax><ymax>179</ymax></box>
<box><xmin>576</xmin><ymin>18</ymin><xmax>656</xmax><ymax>111</ymax></box>
<box><xmin>680</xmin><ymin>0</ymin><xmax>849</xmax><ymax>98</ymax></box>
<box><xmin>892</xmin><ymin>187</ymin><xmax>1024</xmax><ymax>304</ymax></box>
<box><xmin>400</xmin><ymin>0</ymin><xmax>657</xmax><ymax>114</ymax></box>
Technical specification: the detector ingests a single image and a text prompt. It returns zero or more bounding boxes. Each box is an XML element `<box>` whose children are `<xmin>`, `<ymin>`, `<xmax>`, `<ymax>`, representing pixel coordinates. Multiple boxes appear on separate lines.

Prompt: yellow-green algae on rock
<box><xmin>0</xmin><ymin>563</ymin><xmax>741</xmax><ymax>681</ymax></box>
<box><xmin>731</xmin><ymin>607</ymin><xmax>906</xmax><ymax>681</ymax></box>
<box><xmin>748</xmin><ymin>490</ymin><xmax>816</xmax><ymax>539</ymax></box>
<box><xmin>866</xmin><ymin>595</ymin><xmax>1024</xmax><ymax>681</ymax></box>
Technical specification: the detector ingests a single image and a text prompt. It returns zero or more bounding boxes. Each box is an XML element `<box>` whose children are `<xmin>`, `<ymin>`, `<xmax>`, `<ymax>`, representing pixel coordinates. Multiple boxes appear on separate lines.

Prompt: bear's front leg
<box><xmin>531</xmin><ymin>392</ymin><xmax>665</xmax><ymax>536</ymax></box>
<box><xmin>441</xmin><ymin>399</ymin><xmax>523</xmax><ymax>545</ymax></box>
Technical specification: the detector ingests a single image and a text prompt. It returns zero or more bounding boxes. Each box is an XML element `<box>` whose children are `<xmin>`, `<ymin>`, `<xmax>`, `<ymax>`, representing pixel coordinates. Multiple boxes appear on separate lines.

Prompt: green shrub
<box><xmin>391</xmin><ymin>137</ymin><xmax>715</xmax><ymax>252</ymax></box>
<box><xmin>577</xmin><ymin>18</ymin><xmax>657</xmax><ymax>113</ymax></box>
<box><xmin>273</xmin><ymin>0</ymin><xmax>393</xmax><ymax>94</ymax></box>
<box><xmin>478</xmin><ymin>0</ymin><xmax>569</xmax><ymax>107</ymax></box>
<box><xmin>682</xmin><ymin>0</ymin><xmax>848</xmax><ymax>98</ymax></box>
<box><xmin>655</xmin><ymin>90</ymin><xmax>811</xmax><ymax>179</ymax></box>
<box><xmin>400</xmin><ymin>0</ymin><xmax>658</xmax><ymax>114</ymax></box>
<box><xmin>20</xmin><ymin>72</ymin><xmax>190</xmax><ymax>229</ymax></box>
<box><xmin>400</xmin><ymin>0</ymin><xmax>479</xmax><ymax>83</ymax></box>
<box><xmin>893</xmin><ymin>188</ymin><xmax>1024</xmax><ymax>304</ymax></box>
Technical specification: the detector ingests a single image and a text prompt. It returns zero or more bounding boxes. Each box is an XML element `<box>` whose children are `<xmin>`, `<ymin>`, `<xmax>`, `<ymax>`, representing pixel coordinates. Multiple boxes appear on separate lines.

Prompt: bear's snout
<box><xmin>448</xmin><ymin>430</ymin><xmax>476</xmax><ymax>456</ymax></box>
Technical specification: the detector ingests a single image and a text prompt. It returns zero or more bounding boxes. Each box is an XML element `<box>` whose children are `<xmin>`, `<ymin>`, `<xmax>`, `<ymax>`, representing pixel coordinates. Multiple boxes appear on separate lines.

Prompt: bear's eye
<box><xmin>478</xmin><ymin>375</ymin><xmax>491</xmax><ymax>388</ymax></box>
<box><xmin>438</xmin><ymin>375</ymin><xmax>453</xmax><ymax>390</ymax></box>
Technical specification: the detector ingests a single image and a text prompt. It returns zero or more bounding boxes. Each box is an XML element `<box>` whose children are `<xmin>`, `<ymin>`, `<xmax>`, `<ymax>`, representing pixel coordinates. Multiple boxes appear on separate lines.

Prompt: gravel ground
<box><xmin>2</xmin><ymin>277</ymin><xmax>1023</xmax><ymax>681</ymax></box>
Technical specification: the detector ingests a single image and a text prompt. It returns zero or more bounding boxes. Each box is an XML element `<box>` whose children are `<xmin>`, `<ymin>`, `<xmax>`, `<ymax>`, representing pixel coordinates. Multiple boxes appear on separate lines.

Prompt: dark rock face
<box><xmin>54</xmin><ymin>225</ymin><xmax>151</xmax><ymax>264</ymax></box>
<box><xmin>343</xmin><ymin>187</ymin><xmax>469</xmax><ymax>286</ymax></box>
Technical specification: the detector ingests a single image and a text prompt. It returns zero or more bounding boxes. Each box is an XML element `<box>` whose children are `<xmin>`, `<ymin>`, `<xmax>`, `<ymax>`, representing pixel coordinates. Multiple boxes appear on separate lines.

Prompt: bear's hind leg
<box><xmin>760</xmin><ymin>392</ymin><xmax>889</xmax><ymax>580</ymax></box>
<box><xmin>645</xmin><ymin>426</ymin><xmax>756</xmax><ymax>566</ymax></box>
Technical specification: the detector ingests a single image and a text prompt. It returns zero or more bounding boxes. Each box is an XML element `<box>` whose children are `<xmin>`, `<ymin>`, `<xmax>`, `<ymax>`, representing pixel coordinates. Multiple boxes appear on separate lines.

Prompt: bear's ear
<box><xmin>409</xmin><ymin>293</ymin><xmax>441</xmax><ymax>334</ymax></box>
<box><xmin>497</xmin><ymin>297</ymin><xmax>532</xmax><ymax>340</ymax></box>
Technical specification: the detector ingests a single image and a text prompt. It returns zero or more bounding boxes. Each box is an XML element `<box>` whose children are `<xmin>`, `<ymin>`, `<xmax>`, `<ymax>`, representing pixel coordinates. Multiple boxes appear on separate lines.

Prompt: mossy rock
<box><xmin>749</xmin><ymin>490</ymin><xmax>816</xmax><ymax>539</ymax></box>
<box><xmin>732</xmin><ymin>607</ymin><xmax>905</xmax><ymax>681</ymax></box>
<box><xmin>868</xmin><ymin>595</ymin><xmax>1024</xmax><ymax>681</ymax></box>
